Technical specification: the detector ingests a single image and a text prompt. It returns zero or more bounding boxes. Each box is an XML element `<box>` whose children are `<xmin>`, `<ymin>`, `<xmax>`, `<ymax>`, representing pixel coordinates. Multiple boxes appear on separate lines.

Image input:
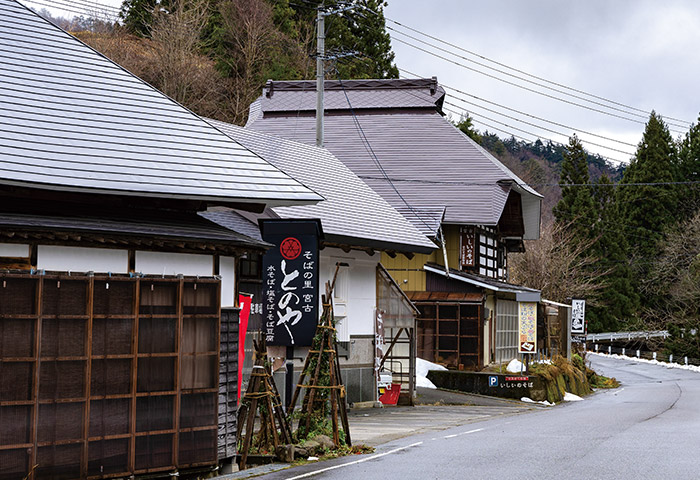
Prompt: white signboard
<box><xmin>571</xmin><ymin>299</ymin><xmax>586</xmax><ymax>334</ymax></box>
<box><xmin>518</xmin><ymin>302</ymin><xmax>537</xmax><ymax>354</ymax></box>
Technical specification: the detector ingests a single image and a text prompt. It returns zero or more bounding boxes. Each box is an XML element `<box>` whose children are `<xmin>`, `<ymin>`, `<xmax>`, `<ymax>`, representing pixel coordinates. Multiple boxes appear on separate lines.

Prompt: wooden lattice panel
<box><xmin>0</xmin><ymin>273</ymin><xmax>221</xmax><ymax>479</ymax></box>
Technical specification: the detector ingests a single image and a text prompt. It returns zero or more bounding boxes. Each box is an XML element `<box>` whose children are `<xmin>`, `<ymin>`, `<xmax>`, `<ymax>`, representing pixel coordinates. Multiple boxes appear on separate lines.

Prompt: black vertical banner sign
<box><xmin>260</xmin><ymin>219</ymin><xmax>323</xmax><ymax>347</ymax></box>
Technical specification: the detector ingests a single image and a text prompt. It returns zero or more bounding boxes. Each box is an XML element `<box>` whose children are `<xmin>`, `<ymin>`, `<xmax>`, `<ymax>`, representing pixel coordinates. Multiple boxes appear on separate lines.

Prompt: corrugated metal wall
<box><xmin>218</xmin><ymin>309</ymin><xmax>238</xmax><ymax>461</ymax></box>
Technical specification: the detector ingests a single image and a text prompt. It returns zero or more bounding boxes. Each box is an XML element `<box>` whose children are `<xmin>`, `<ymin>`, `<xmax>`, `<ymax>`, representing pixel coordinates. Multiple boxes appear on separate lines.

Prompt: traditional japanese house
<box><xmin>201</xmin><ymin>122</ymin><xmax>437</xmax><ymax>405</ymax></box>
<box><xmin>0</xmin><ymin>1</ymin><xmax>321</xmax><ymax>478</ymax></box>
<box><xmin>245</xmin><ymin>78</ymin><xmax>543</xmax><ymax>370</ymax></box>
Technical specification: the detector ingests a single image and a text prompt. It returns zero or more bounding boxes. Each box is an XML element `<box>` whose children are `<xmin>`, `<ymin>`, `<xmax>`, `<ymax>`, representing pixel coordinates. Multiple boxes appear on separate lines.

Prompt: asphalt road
<box><xmin>255</xmin><ymin>354</ymin><xmax>700</xmax><ymax>480</ymax></box>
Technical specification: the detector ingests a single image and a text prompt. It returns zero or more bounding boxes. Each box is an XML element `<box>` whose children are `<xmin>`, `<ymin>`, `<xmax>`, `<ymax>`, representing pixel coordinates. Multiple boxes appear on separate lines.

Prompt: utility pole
<box><xmin>316</xmin><ymin>7</ymin><xmax>325</xmax><ymax>148</ymax></box>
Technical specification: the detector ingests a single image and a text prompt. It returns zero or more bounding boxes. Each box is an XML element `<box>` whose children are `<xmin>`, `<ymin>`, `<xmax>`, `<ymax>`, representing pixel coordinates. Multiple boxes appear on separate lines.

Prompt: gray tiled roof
<box><xmin>246</xmin><ymin>80</ymin><xmax>542</xmax><ymax>239</ymax></box>
<box><xmin>200</xmin><ymin>208</ymin><xmax>265</xmax><ymax>243</ymax></box>
<box><xmin>0</xmin><ymin>211</ymin><xmax>267</xmax><ymax>248</ymax></box>
<box><xmin>0</xmin><ymin>0</ymin><xmax>321</xmax><ymax>207</ymax></box>
<box><xmin>206</xmin><ymin>119</ymin><xmax>437</xmax><ymax>254</ymax></box>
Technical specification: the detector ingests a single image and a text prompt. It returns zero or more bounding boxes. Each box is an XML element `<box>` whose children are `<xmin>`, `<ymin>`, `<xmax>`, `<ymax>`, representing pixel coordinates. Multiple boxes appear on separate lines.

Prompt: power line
<box><xmin>440</xmin><ymin>104</ymin><xmax>629</xmax><ymax>165</ymax></box>
<box><xmin>382</xmin><ymin>16</ymin><xmax>692</xmax><ymax>127</ymax></box>
<box><xmin>441</xmin><ymin>104</ymin><xmax>626</xmax><ymax>164</ymax></box>
<box><xmin>389</xmin><ymin>35</ymin><xmax>687</xmax><ymax>136</ymax></box>
<box><xmin>400</xmin><ymin>68</ymin><xmax>637</xmax><ymax>149</ymax></box>
<box><xmin>442</xmin><ymin>102</ymin><xmax>633</xmax><ymax>162</ymax></box>
<box><xmin>389</xmin><ymin>73</ymin><xmax>630</xmax><ymax>164</ymax></box>
<box><xmin>444</xmin><ymin>100</ymin><xmax>635</xmax><ymax>157</ymax></box>
<box><xmin>47</xmin><ymin>0</ymin><xmax>120</xmax><ymax>13</ymax></box>
<box><xmin>23</xmin><ymin>0</ymin><xmax>119</xmax><ymax>19</ymax></box>
<box><xmin>23</xmin><ymin>0</ymin><xmax>92</xmax><ymax>17</ymax></box>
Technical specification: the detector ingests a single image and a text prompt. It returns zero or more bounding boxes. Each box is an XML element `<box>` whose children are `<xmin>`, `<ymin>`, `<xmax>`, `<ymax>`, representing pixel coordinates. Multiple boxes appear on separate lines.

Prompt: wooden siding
<box><xmin>380</xmin><ymin>225</ymin><xmax>462</xmax><ymax>292</ymax></box>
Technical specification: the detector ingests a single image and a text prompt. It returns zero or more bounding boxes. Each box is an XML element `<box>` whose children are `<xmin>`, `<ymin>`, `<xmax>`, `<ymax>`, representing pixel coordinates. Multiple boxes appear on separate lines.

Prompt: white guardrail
<box><xmin>584</xmin><ymin>330</ymin><xmax>670</xmax><ymax>343</ymax></box>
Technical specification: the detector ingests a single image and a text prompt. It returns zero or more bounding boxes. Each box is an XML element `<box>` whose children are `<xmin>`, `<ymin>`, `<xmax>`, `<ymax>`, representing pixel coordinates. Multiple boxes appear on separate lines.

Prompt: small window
<box><xmin>239</xmin><ymin>253</ymin><xmax>261</xmax><ymax>279</ymax></box>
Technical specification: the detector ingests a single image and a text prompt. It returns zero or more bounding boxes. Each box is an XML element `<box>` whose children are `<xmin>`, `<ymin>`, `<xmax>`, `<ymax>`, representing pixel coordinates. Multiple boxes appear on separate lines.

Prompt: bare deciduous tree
<box><xmin>641</xmin><ymin>210</ymin><xmax>700</xmax><ymax>356</ymax></box>
<box><xmin>218</xmin><ymin>0</ymin><xmax>312</xmax><ymax>124</ymax></box>
<box><xmin>76</xmin><ymin>29</ymin><xmax>151</xmax><ymax>79</ymax></box>
<box><xmin>148</xmin><ymin>0</ymin><xmax>225</xmax><ymax>116</ymax></box>
<box><xmin>509</xmin><ymin>222</ymin><xmax>609</xmax><ymax>304</ymax></box>
<box><xmin>218</xmin><ymin>0</ymin><xmax>279</xmax><ymax>124</ymax></box>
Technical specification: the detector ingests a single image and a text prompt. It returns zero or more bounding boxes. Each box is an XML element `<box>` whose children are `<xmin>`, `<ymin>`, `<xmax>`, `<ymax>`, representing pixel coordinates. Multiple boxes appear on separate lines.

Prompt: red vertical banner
<box><xmin>238</xmin><ymin>294</ymin><xmax>252</xmax><ymax>403</ymax></box>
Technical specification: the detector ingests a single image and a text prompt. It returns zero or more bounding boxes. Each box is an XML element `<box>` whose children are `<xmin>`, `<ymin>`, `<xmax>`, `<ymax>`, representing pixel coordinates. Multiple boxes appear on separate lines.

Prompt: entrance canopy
<box><xmin>424</xmin><ymin>263</ymin><xmax>541</xmax><ymax>302</ymax></box>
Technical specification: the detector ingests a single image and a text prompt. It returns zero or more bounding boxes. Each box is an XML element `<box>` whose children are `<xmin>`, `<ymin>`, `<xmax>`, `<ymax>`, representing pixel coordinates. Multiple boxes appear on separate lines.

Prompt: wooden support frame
<box><xmin>236</xmin><ymin>338</ymin><xmax>291</xmax><ymax>471</ymax></box>
<box><xmin>287</xmin><ymin>265</ymin><xmax>352</xmax><ymax>448</ymax></box>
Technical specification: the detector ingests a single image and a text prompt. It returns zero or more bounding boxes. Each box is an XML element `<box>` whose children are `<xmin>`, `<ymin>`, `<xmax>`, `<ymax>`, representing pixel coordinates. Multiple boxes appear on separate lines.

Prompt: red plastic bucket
<box><xmin>379</xmin><ymin>383</ymin><xmax>402</xmax><ymax>405</ymax></box>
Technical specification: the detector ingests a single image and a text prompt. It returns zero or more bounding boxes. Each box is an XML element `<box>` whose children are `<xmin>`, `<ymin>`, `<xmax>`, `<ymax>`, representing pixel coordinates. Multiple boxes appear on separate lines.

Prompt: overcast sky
<box><xmin>384</xmin><ymin>0</ymin><xmax>700</xmax><ymax>164</ymax></box>
<box><xmin>21</xmin><ymin>0</ymin><xmax>700</xmax><ymax>164</ymax></box>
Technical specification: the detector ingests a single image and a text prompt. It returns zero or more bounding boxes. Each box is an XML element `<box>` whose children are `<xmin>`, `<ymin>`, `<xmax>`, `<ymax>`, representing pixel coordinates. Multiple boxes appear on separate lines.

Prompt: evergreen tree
<box><xmin>618</xmin><ymin>112</ymin><xmax>678</xmax><ymax>284</ymax></box>
<box><xmin>553</xmin><ymin>136</ymin><xmax>604</xmax><ymax>330</ymax></box>
<box><xmin>120</xmin><ymin>0</ymin><xmax>169</xmax><ymax>37</ymax></box>
<box><xmin>278</xmin><ymin>0</ymin><xmax>398</xmax><ymax>79</ymax></box>
<box><xmin>454</xmin><ymin>114</ymin><xmax>481</xmax><ymax>143</ymax></box>
<box><xmin>587</xmin><ymin>174</ymin><xmax>639</xmax><ymax>332</ymax></box>
<box><xmin>553</xmin><ymin>135</ymin><xmax>597</xmax><ymax>242</ymax></box>
<box><xmin>676</xmin><ymin>115</ymin><xmax>700</xmax><ymax>220</ymax></box>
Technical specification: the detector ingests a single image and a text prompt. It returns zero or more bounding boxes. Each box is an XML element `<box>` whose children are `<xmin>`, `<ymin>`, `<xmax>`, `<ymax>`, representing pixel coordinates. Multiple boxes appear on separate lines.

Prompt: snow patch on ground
<box><xmin>521</xmin><ymin>397</ymin><xmax>554</xmax><ymax>406</ymax></box>
<box><xmin>590</xmin><ymin>351</ymin><xmax>700</xmax><ymax>374</ymax></box>
<box><xmin>416</xmin><ymin>375</ymin><xmax>438</xmax><ymax>389</ymax></box>
<box><xmin>563</xmin><ymin>392</ymin><xmax>583</xmax><ymax>402</ymax></box>
<box><xmin>416</xmin><ymin>358</ymin><xmax>448</xmax><ymax>389</ymax></box>
<box><xmin>506</xmin><ymin>359</ymin><xmax>525</xmax><ymax>373</ymax></box>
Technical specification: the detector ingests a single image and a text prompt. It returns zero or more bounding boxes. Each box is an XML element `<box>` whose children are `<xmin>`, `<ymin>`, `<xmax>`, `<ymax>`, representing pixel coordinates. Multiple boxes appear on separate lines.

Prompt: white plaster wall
<box><xmin>220</xmin><ymin>256</ymin><xmax>236</xmax><ymax>308</ymax></box>
<box><xmin>37</xmin><ymin>246</ymin><xmax>128</xmax><ymax>273</ymax></box>
<box><xmin>0</xmin><ymin>243</ymin><xmax>29</xmax><ymax>257</ymax></box>
<box><xmin>320</xmin><ymin>247</ymin><xmax>378</xmax><ymax>339</ymax></box>
<box><xmin>135</xmin><ymin>251</ymin><xmax>213</xmax><ymax>276</ymax></box>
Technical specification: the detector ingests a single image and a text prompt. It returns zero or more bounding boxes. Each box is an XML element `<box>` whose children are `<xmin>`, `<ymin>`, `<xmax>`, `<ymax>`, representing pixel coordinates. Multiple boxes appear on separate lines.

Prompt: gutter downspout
<box><xmin>439</xmin><ymin>225</ymin><xmax>449</xmax><ymax>278</ymax></box>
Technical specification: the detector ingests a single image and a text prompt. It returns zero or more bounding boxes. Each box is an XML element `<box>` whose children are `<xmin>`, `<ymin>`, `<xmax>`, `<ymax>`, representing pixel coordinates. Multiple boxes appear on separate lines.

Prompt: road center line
<box><xmin>287</xmin><ymin>442</ymin><xmax>424</xmax><ymax>479</ymax></box>
<box><xmin>444</xmin><ymin>428</ymin><xmax>484</xmax><ymax>439</ymax></box>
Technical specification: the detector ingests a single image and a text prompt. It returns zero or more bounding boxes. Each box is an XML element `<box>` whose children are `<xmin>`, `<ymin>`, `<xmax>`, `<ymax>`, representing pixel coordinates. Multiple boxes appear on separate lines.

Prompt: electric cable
<box><xmin>385</xmin><ymin>23</ymin><xmax>691</xmax><ymax>129</ymax></box>
<box><xmin>23</xmin><ymin>0</ymin><xmax>119</xmax><ymax>18</ymax></box>
<box><xmin>390</xmin><ymin>35</ymin><xmax>687</xmax><ymax>136</ymax></box>
<box><xmin>400</xmin><ymin>68</ymin><xmax>637</xmax><ymax>148</ymax></box>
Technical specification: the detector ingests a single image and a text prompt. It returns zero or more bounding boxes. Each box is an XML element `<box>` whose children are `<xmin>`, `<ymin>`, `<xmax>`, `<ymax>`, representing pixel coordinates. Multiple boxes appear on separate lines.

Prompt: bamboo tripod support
<box><xmin>286</xmin><ymin>263</ymin><xmax>352</xmax><ymax>447</ymax></box>
<box><xmin>236</xmin><ymin>338</ymin><xmax>292</xmax><ymax>470</ymax></box>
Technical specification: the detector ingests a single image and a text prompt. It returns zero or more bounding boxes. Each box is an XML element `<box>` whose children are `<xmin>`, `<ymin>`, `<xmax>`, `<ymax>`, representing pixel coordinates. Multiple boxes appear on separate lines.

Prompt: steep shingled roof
<box><xmin>246</xmin><ymin>78</ymin><xmax>542</xmax><ymax>239</ymax></box>
<box><xmin>206</xmin><ymin>120</ymin><xmax>437</xmax><ymax>254</ymax></box>
<box><xmin>0</xmin><ymin>0</ymin><xmax>321</xmax><ymax>207</ymax></box>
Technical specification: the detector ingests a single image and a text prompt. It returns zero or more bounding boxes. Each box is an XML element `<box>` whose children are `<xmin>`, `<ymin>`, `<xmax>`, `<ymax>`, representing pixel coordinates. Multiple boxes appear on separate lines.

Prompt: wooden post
<box><xmin>29</xmin><ymin>275</ymin><xmax>43</xmax><ymax>479</ymax></box>
<box><xmin>81</xmin><ymin>276</ymin><xmax>94</xmax><ymax>477</ymax></box>
<box><xmin>173</xmin><ymin>278</ymin><xmax>184</xmax><ymax>467</ymax></box>
<box><xmin>129</xmin><ymin>278</ymin><xmax>140</xmax><ymax>473</ymax></box>
<box><xmin>286</xmin><ymin>352</ymin><xmax>311</xmax><ymax>417</ymax></box>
